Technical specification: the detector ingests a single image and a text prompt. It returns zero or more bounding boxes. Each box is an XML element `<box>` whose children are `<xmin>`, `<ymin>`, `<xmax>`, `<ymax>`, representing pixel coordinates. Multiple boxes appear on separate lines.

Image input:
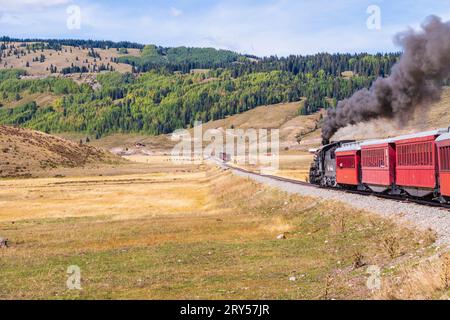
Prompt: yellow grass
<box><xmin>195</xmin><ymin>101</ymin><xmax>304</xmax><ymax>131</ymax></box>
<box><xmin>229</xmin><ymin>153</ymin><xmax>313</xmax><ymax>182</ymax></box>
<box><xmin>0</xmin><ymin>125</ymin><xmax>122</xmax><ymax>178</ymax></box>
<box><xmin>375</xmin><ymin>252</ymin><xmax>450</xmax><ymax>300</ymax></box>
<box><xmin>0</xmin><ymin>171</ymin><xmax>209</xmax><ymax>222</ymax></box>
<box><xmin>0</xmin><ymin>157</ymin><xmax>436</xmax><ymax>299</ymax></box>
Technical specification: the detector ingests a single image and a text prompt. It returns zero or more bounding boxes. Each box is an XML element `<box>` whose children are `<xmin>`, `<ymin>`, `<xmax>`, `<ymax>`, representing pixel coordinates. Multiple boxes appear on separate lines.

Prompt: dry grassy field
<box><xmin>0</xmin><ymin>154</ymin><xmax>442</xmax><ymax>300</ymax></box>
<box><xmin>229</xmin><ymin>153</ymin><xmax>313</xmax><ymax>182</ymax></box>
<box><xmin>1</xmin><ymin>84</ymin><xmax>450</xmax><ymax>300</ymax></box>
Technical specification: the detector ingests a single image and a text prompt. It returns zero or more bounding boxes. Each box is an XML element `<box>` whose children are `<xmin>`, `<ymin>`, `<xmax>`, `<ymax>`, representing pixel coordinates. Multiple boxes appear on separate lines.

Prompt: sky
<box><xmin>0</xmin><ymin>0</ymin><xmax>450</xmax><ymax>56</ymax></box>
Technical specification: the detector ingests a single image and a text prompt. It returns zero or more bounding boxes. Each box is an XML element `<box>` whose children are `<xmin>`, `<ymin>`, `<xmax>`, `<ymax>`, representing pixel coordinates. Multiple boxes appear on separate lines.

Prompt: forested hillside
<box><xmin>0</xmin><ymin>68</ymin><xmax>376</xmax><ymax>137</ymax></box>
<box><xmin>2</xmin><ymin>38</ymin><xmax>448</xmax><ymax>138</ymax></box>
<box><xmin>0</xmin><ymin>36</ymin><xmax>144</xmax><ymax>50</ymax></box>
<box><xmin>116</xmin><ymin>44</ymin><xmax>243</xmax><ymax>73</ymax></box>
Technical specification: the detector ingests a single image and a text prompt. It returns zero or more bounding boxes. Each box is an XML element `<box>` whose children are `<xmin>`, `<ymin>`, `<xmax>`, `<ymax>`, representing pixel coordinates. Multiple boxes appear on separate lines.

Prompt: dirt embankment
<box><xmin>0</xmin><ymin>125</ymin><xmax>122</xmax><ymax>178</ymax></box>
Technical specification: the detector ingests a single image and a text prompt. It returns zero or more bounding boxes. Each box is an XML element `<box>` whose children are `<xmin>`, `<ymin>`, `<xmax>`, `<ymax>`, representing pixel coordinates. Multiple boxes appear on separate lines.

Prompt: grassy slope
<box><xmin>62</xmin><ymin>100</ymin><xmax>321</xmax><ymax>153</ymax></box>
<box><xmin>0</xmin><ymin>42</ymin><xmax>137</xmax><ymax>76</ymax></box>
<box><xmin>0</xmin><ymin>125</ymin><xmax>123</xmax><ymax>178</ymax></box>
<box><xmin>87</xmin><ymin>83</ymin><xmax>450</xmax><ymax>154</ymax></box>
<box><xmin>0</xmin><ymin>165</ymin><xmax>436</xmax><ymax>299</ymax></box>
<box><xmin>40</xmin><ymin>86</ymin><xmax>450</xmax><ymax>153</ymax></box>
<box><xmin>58</xmin><ymin>86</ymin><xmax>450</xmax><ymax>181</ymax></box>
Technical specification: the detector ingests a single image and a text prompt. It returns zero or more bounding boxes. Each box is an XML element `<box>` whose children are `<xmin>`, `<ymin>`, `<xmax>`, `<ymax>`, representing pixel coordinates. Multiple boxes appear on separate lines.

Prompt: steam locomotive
<box><xmin>309</xmin><ymin>127</ymin><xmax>450</xmax><ymax>203</ymax></box>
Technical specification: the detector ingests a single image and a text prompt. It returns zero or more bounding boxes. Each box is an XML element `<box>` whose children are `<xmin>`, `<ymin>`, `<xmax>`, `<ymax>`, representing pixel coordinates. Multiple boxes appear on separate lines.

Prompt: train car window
<box><xmin>405</xmin><ymin>145</ymin><xmax>408</xmax><ymax>165</ymax></box>
<box><xmin>362</xmin><ymin>148</ymin><xmax>386</xmax><ymax>168</ymax></box>
<box><xmin>419</xmin><ymin>143</ymin><xmax>426</xmax><ymax>166</ymax></box>
<box><xmin>397</xmin><ymin>142</ymin><xmax>433</xmax><ymax>167</ymax></box>
<box><xmin>447</xmin><ymin>147</ymin><xmax>450</xmax><ymax>171</ymax></box>
<box><xmin>404</xmin><ymin>146</ymin><xmax>407</xmax><ymax>165</ymax></box>
<box><xmin>337</xmin><ymin>155</ymin><xmax>355</xmax><ymax>168</ymax></box>
<box><xmin>419</xmin><ymin>144</ymin><xmax>426</xmax><ymax>166</ymax></box>
<box><xmin>440</xmin><ymin>146</ymin><xmax>450</xmax><ymax>171</ymax></box>
<box><xmin>414</xmin><ymin>144</ymin><xmax>418</xmax><ymax>165</ymax></box>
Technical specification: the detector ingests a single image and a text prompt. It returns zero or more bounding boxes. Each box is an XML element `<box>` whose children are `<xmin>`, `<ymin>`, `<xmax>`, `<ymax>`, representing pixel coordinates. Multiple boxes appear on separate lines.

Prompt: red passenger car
<box><xmin>394</xmin><ymin>129</ymin><xmax>447</xmax><ymax>197</ymax></box>
<box><xmin>436</xmin><ymin>132</ymin><xmax>450</xmax><ymax>199</ymax></box>
<box><xmin>361</xmin><ymin>139</ymin><xmax>396</xmax><ymax>192</ymax></box>
<box><xmin>335</xmin><ymin>143</ymin><xmax>361</xmax><ymax>186</ymax></box>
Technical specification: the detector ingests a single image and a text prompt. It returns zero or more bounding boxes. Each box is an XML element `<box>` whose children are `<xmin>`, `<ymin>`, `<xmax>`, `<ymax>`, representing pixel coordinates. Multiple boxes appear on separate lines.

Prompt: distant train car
<box><xmin>394</xmin><ymin>129</ymin><xmax>448</xmax><ymax>197</ymax></box>
<box><xmin>360</xmin><ymin>139</ymin><xmax>396</xmax><ymax>193</ymax></box>
<box><xmin>436</xmin><ymin>132</ymin><xmax>450</xmax><ymax>200</ymax></box>
<box><xmin>335</xmin><ymin>142</ymin><xmax>362</xmax><ymax>187</ymax></box>
<box><xmin>219</xmin><ymin>152</ymin><xmax>231</xmax><ymax>162</ymax></box>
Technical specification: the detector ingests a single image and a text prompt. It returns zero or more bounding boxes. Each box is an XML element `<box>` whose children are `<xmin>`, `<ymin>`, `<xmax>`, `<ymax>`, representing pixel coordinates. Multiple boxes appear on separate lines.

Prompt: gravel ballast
<box><xmin>231</xmin><ymin>168</ymin><xmax>450</xmax><ymax>246</ymax></box>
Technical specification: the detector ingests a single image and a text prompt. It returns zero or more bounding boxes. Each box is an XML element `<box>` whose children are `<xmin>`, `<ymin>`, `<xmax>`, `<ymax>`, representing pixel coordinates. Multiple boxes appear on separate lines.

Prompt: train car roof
<box><xmin>337</xmin><ymin>128</ymin><xmax>450</xmax><ymax>150</ymax></box>
<box><xmin>392</xmin><ymin>128</ymin><xmax>449</xmax><ymax>142</ymax></box>
<box><xmin>361</xmin><ymin>138</ymin><xmax>396</xmax><ymax>147</ymax></box>
<box><xmin>436</xmin><ymin>132</ymin><xmax>450</xmax><ymax>142</ymax></box>
<box><xmin>336</xmin><ymin>142</ymin><xmax>362</xmax><ymax>152</ymax></box>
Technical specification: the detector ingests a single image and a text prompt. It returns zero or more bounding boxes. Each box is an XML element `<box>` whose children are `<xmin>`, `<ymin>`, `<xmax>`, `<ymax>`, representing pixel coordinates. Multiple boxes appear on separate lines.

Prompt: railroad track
<box><xmin>224</xmin><ymin>163</ymin><xmax>450</xmax><ymax>211</ymax></box>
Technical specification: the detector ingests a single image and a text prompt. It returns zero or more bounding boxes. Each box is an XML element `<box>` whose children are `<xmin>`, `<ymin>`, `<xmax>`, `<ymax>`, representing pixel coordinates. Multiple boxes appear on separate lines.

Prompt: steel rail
<box><xmin>223</xmin><ymin>163</ymin><xmax>450</xmax><ymax>211</ymax></box>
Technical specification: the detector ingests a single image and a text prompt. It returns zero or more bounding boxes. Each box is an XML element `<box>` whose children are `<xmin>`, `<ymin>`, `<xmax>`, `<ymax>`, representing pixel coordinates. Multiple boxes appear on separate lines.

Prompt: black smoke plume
<box><xmin>322</xmin><ymin>15</ymin><xmax>450</xmax><ymax>144</ymax></box>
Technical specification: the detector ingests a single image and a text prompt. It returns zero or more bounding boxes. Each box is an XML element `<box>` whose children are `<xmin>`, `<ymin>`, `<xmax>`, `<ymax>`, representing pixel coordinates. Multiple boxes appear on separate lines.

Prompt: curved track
<box><xmin>225</xmin><ymin>163</ymin><xmax>450</xmax><ymax>211</ymax></box>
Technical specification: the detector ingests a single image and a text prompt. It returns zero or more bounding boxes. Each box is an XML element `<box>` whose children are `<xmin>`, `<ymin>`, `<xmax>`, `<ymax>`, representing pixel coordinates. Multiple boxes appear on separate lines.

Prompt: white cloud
<box><xmin>169</xmin><ymin>7</ymin><xmax>182</xmax><ymax>17</ymax></box>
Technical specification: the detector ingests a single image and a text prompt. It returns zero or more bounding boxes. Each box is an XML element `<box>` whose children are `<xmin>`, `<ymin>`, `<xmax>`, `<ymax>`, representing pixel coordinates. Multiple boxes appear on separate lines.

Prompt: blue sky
<box><xmin>0</xmin><ymin>0</ymin><xmax>449</xmax><ymax>56</ymax></box>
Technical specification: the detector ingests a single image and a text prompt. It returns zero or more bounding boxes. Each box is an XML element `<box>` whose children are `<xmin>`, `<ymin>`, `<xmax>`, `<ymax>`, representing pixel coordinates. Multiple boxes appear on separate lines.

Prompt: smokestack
<box><xmin>322</xmin><ymin>15</ymin><xmax>450</xmax><ymax>143</ymax></box>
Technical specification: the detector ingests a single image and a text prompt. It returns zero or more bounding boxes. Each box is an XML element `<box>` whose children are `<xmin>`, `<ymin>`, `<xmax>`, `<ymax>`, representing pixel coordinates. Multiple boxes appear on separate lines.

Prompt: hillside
<box><xmin>76</xmin><ymin>101</ymin><xmax>323</xmax><ymax>154</ymax></box>
<box><xmin>18</xmin><ymin>84</ymin><xmax>450</xmax><ymax>157</ymax></box>
<box><xmin>0</xmin><ymin>39</ymin><xmax>245</xmax><ymax>77</ymax></box>
<box><xmin>0</xmin><ymin>41</ymin><xmax>138</xmax><ymax>77</ymax></box>
<box><xmin>0</xmin><ymin>40</ymin><xmax>406</xmax><ymax>139</ymax></box>
<box><xmin>191</xmin><ymin>100</ymin><xmax>323</xmax><ymax>151</ymax></box>
<box><xmin>0</xmin><ymin>39</ymin><xmax>447</xmax><ymax>146</ymax></box>
<box><xmin>0</xmin><ymin>125</ymin><xmax>121</xmax><ymax>178</ymax></box>
<box><xmin>0</xmin><ymin>69</ymin><xmax>312</xmax><ymax>137</ymax></box>
<box><xmin>83</xmin><ymin>84</ymin><xmax>450</xmax><ymax>155</ymax></box>
<box><xmin>117</xmin><ymin>44</ymin><xmax>243</xmax><ymax>72</ymax></box>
